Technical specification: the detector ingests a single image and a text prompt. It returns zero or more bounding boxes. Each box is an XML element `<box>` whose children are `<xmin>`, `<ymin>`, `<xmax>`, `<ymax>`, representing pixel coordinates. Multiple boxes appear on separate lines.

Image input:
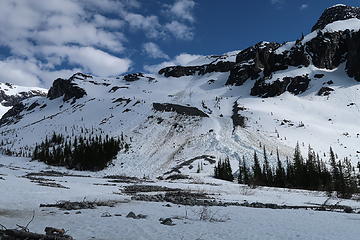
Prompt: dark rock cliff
<box><xmin>47</xmin><ymin>73</ymin><xmax>87</xmax><ymax>101</ymax></box>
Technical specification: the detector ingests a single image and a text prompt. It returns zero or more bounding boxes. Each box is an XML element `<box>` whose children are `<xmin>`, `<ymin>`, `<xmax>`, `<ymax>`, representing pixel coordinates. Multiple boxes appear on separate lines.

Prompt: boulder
<box><xmin>126</xmin><ymin>211</ymin><xmax>137</xmax><ymax>219</ymax></box>
<box><xmin>159</xmin><ymin>218</ymin><xmax>175</xmax><ymax>226</ymax></box>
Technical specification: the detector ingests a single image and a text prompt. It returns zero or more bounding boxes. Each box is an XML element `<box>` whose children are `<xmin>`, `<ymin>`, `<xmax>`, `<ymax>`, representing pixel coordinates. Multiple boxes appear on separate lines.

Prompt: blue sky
<box><xmin>0</xmin><ymin>0</ymin><xmax>359</xmax><ymax>87</ymax></box>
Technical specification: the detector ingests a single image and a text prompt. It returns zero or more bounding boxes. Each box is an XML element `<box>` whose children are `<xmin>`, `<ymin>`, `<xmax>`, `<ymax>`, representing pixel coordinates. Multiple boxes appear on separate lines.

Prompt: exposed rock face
<box><xmin>312</xmin><ymin>5</ymin><xmax>360</xmax><ymax>31</ymax></box>
<box><xmin>251</xmin><ymin>75</ymin><xmax>310</xmax><ymax>98</ymax></box>
<box><xmin>123</xmin><ymin>72</ymin><xmax>155</xmax><ymax>82</ymax></box>
<box><xmin>305</xmin><ymin>30</ymin><xmax>360</xmax><ymax>81</ymax></box>
<box><xmin>0</xmin><ymin>103</ymin><xmax>25</xmax><ymax>126</ymax></box>
<box><xmin>314</xmin><ymin>74</ymin><xmax>324</xmax><ymax>78</ymax></box>
<box><xmin>344</xmin><ymin>31</ymin><xmax>360</xmax><ymax>81</ymax></box>
<box><xmin>159</xmin><ymin>65</ymin><xmax>201</xmax><ymax>78</ymax></box>
<box><xmin>47</xmin><ymin>77</ymin><xmax>87</xmax><ymax>101</ymax></box>
<box><xmin>158</xmin><ymin>61</ymin><xmax>235</xmax><ymax>78</ymax></box>
<box><xmin>306</xmin><ymin>31</ymin><xmax>348</xmax><ymax>70</ymax></box>
<box><xmin>317</xmin><ymin>87</ymin><xmax>334</xmax><ymax>96</ymax></box>
<box><xmin>69</xmin><ymin>72</ymin><xmax>92</xmax><ymax>81</ymax></box>
<box><xmin>0</xmin><ymin>89</ymin><xmax>46</xmax><ymax>107</ymax></box>
<box><xmin>124</xmin><ymin>73</ymin><xmax>144</xmax><ymax>82</ymax></box>
<box><xmin>226</xmin><ymin>42</ymin><xmax>280</xmax><ymax>86</ymax></box>
<box><xmin>153</xmin><ymin>103</ymin><xmax>209</xmax><ymax>117</ymax></box>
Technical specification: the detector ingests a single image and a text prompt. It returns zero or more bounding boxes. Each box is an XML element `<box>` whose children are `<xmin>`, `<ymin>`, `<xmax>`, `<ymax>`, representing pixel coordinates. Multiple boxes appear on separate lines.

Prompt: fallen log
<box><xmin>0</xmin><ymin>229</ymin><xmax>73</xmax><ymax>240</ymax></box>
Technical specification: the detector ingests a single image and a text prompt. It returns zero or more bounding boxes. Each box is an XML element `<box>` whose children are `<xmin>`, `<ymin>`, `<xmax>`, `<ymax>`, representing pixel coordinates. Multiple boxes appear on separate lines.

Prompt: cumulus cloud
<box><xmin>144</xmin><ymin>53</ymin><xmax>202</xmax><ymax>73</ymax></box>
<box><xmin>93</xmin><ymin>14</ymin><xmax>125</xmax><ymax>29</ymax></box>
<box><xmin>166</xmin><ymin>0</ymin><xmax>195</xmax><ymax>22</ymax></box>
<box><xmin>0</xmin><ymin>0</ymin><xmax>198</xmax><ymax>87</ymax></box>
<box><xmin>165</xmin><ymin>21</ymin><xmax>194</xmax><ymax>40</ymax></box>
<box><xmin>124</xmin><ymin>13</ymin><xmax>165</xmax><ymax>39</ymax></box>
<box><xmin>0</xmin><ymin>0</ymin><xmax>134</xmax><ymax>86</ymax></box>
<box><xmin>41</xmin><ymin>46</ymin><xmax>131</xmax><ymax>76</ymax></box>
<box><xmin>143</xmin><ymin>42</ymin><xmax>169</xmax><ymax>59</ymax></box>
<box><xmin>0</xmin><ymin>58</ymin><xmax>80</xmax><ymax>87</ymax></box>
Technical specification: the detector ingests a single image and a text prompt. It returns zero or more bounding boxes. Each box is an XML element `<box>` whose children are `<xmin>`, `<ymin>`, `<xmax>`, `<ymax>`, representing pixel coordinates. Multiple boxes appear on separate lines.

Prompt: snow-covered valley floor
<box><xmin>1</xmin><ymin>156</ymin><xmax>360</xmax><ymax>240</ymax></box>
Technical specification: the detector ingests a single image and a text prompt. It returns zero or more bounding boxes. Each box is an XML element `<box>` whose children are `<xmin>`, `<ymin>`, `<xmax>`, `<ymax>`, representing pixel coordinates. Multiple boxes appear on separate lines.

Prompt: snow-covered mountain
<box><xmin>2</xmin><ymin>4</ymin><xmax>360</xmax><ymax>178</ymax></box>
<box><xmin>0</xmin><ymin>82</ymin><xmax>47</xmax><ymax>117</ymax></box>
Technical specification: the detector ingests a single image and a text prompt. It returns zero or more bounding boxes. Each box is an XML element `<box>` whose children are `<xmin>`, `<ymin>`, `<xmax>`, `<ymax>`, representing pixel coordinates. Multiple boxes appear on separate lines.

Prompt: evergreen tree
<box><xmin>274</xmin><ymin>148</ymin><xmax>285</xmax><ymax>187</ymax></box>
<box><xmin>252</xmin><ymin>151</ymin><xmax>263</xmax><ymax>186</ymax></box>
<box><xmin>262</xmin><ymin>146</ymin><xmax>273</xmax><ymax>186</ymax></box>
<box><xmin>214</xmin><ymin>157</ymin><xmax>234</xmax><ymax>182</ymax></box>
<box><xmin>242</xmin><ymin>156</ymin><xmax>250</xmax><ymax>184</ymax></box>
<box><xmin>32</xmin><ymin>132</ymin><xmax>125</xmax><ymax>171</ymax></box>
<box><xmin>238</xmin><ymin>158</ymin><xmax>244</xmax><ymax>184</ymax></box>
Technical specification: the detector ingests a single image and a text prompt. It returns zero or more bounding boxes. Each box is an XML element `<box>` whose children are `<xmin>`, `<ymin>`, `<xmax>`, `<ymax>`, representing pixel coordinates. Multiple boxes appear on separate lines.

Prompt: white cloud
<box><xmin>124</xmin><ymin>13</ymin><xmax>165</xmax><ymax>39</ymax></box>
<box><xmin>0</xmin><ymin>58</ymin><xmax>81</xmax><ymax>87</ymax></box>
<box><xmin>300</xmin><ymin>4</ymin><xmax>309</xmax><ymax>10</ymax></box>
<box><xmin>143</xmin><ymin>42</ymin><xmax>169</xmax><ymax>59</ymax></box>
<box><xmin>42</xmin><ymin>46</ymin><xmax>131</xmax><ymax>76</ymax></box>
<box><xmin>165</xmin><ymin>21</ymin><xmax>194</xmax><ymax>40</ymax></box>
<box><xmin>0</xmin><ymin>60</ymin><xmax>42</xmax><ymax>87</ymax></box>
<box><xmin>0</xmin><ymin>0</ymin><xmax>135</xmax><ymax>86</ymax></box>
<box><xmin>0</xmin><ymin>0</ymin><xmax>198</xmax><ymax>87</ymax></box>
<box><xmin>37</xmin><ymin>23</ymin><xmax>125</xmax><ymax>53</ymax></box>
<box><xmin>144</xmin><ymin>53</ymin><xmax>202</xmax><ymax>73</ymax></box>
<box><xmin>93</xmin><ymin>14</ymin><xmax>125</xmax><ymax>29</ymax></box>
<box><xmin>167</xmin><ymin>0</ymin><xmax>195</xmax><ymax>22</ymax></box>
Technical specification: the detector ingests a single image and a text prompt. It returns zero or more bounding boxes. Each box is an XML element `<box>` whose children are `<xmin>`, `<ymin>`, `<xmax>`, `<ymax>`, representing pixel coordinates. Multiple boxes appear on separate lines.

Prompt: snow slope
<box><xmin>1</xmin><ymin>155</ymin><xmax>360</xmax><ymax>240</ymax></box>
<box><xmin>1</xmin><ymin>8</ymin><xmax>360</xmax><ymax>179</ymax></box>
<box><xmin>1</xmin><ymin>62</ymin><xmax>360</xmax><ymax>179</ymax></box>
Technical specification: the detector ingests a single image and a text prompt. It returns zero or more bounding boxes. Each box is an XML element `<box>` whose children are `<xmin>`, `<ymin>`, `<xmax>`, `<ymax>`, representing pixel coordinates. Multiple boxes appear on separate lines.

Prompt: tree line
<box><xmin>33</xmin><ymin>132</ymin><xmax>129</xmax><ymax>171</ymax></box>
<box><xmin>214</xmin><ymin>143</ymin><xmax>359</xmax><ymax>199</ymax></box>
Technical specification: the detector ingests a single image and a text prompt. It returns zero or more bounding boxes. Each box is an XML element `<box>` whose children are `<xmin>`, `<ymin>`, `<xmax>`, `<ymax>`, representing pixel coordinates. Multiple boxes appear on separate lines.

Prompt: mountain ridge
<box><xmin>1</xmin><ymin>5</ymin><xmax>360</xmax><ymax>178</ymax></box>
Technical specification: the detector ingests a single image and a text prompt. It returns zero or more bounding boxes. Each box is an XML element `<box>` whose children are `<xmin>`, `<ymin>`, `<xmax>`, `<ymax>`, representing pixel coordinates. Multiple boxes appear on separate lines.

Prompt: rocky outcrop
<box><xmin>226</xmin><ymin>41</ymin><xmax>311</xmax><ymax>86</ymax></box>
<box><xmin>305</xmin><ymin>30</ymin><xmax>360</xmax><ymax>81</ymax></box>
<box><xmin>159</xmin><ymin>65</ymin><xmax>201</xmax><ymax>78</ymax></box>
<box><xmin>153</xmin><ymin>103</ymin><xmax>209</xmax><ymax>117</ymax></box>
<box><xmin>226</xmin><ymin>42</ymin><xmax>280</xmax><ymax>85</ymax></box>
<box><xmin>69</xmin><ymin>72</ymin><xmax>92</xmax><ymax>81</ymax></box>
<box><xmin>47</xmin><ymin>78</ymin><xmax>86</xmax><ymax>101</ymax></box>
<box><xmin>306</xmin><ymin>31</ymin><xmax>348</xmax><ymax>70</ymax></box>
<box><xmin>317</xmin><ymin>87</ymin><xmax>334</xmax><ymax>96</ymax></box>
<box><xmin>123</xmin><ymin>73</ymin><xmax>155</xmax><ymax>82</ymax></box>
<box><xmin>124</xmin><ymin>73</ymin><xmax>144</xmax><ymax>82</ymax></box>
<box><xmin>251</xmin><ymin>75</ymin><xmax>310</xmax><ymax>97</ymax></box>
<box><xmin>158</xmin><ymin>61</ymin><xmax>235</xmax><ymax>78</ymax></box>
<box><xmin>312</xmin><ymin>5</ymin><xmax>360</xmax><ymax>31</ymax></box>
<box><xmin>0</xmin><ymin>102</ymin><xmax>25</xmax><ymax>126</ymax></box>
<box><xmin>344</xmin><ymin>31</ymin><xmax>360</xmax><ymax>81</ymax></box>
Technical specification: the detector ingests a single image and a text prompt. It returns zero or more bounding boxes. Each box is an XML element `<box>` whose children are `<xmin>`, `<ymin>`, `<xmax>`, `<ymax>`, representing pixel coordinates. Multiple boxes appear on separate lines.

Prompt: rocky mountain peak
<box><xmin>47</xmin><ymin>74</ymin><xmax>87</xmax><ymax>102</ymax></box>
<box><xmin>312</xmin><ymin>4</ymin><xmax>360</xmax><ymax>31</ymax></box>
